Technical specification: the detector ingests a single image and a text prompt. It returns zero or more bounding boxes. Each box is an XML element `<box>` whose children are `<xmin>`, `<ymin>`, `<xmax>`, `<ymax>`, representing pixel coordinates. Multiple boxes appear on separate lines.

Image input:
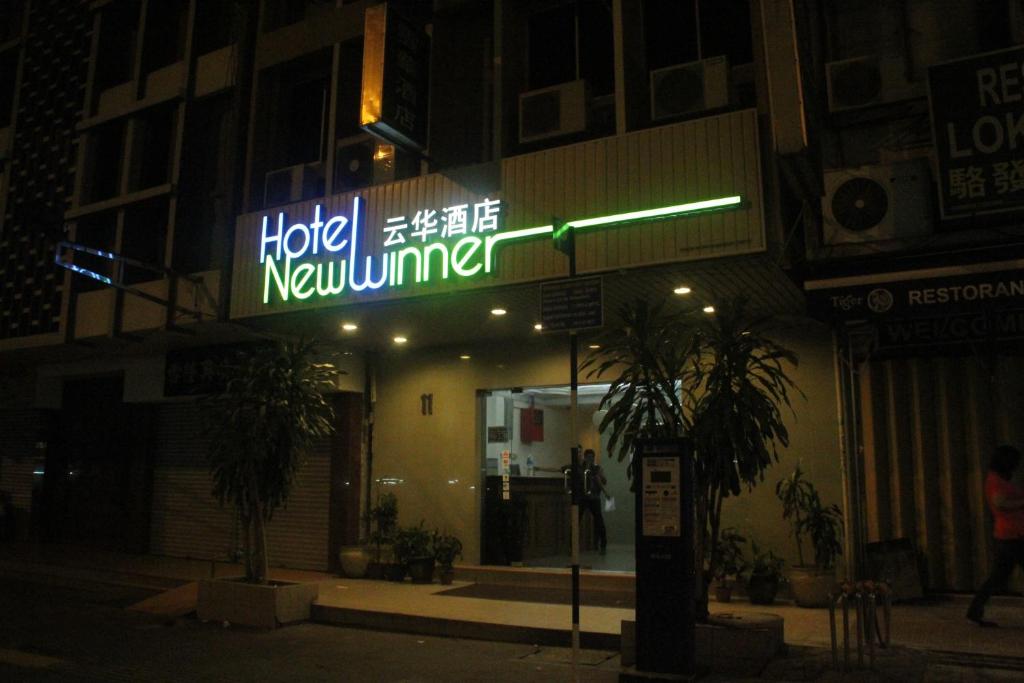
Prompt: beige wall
<box><xmin>717</xmin><ymin>323</ymin><xmax>844</xmax><ymax>571</ymax></box>
<box><xmin>372</xmin><ymin>320</ymin><xmax>840</xmax><ymax>567</ymax></box>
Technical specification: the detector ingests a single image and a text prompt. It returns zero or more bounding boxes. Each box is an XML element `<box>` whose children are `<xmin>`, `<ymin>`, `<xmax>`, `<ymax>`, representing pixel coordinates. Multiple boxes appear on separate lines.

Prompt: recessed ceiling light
<box><xmin>393</xmin><ymin>336</ymin><xmax>408</xmax><ymax>344</ymax></box>
<box><xmin>673</xmin><ymin>286</ymin><xmax>691</xmax><ymax>295</ymax></box>
<box><xmin>534</xmin><ymin>323</ymin><xmax>543</xmax><ymax>331</ymax></box>
<box><xmin>588</xmin><ymin>344</ymin><xmax>601</xmax><ymax>349</ymax></box>
<box><xmin>490</xmin><ymin>308</ymin><xmax>507</xmax><ymax>316</ymax></box>
<box><xmin>703</xmin><ymin>305</ymin><xmax>715</xmax><ymax>314</ymax></box>
<box><xmin>341</xmin><ymin>322</ymin><xmax>358</xmax><ymax>331</ymax></box>
<box><xmin>459</xmin><ymin>354</ymin><xmax>471</xmax><ymax>360</ymax></box>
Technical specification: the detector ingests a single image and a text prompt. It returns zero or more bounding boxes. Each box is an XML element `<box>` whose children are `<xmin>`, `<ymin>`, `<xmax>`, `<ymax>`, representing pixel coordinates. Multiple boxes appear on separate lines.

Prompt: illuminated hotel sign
<box><xmin>258</xmin><ymin>195</ymin><xmax>743</xmax><ymax>304</ymax></box>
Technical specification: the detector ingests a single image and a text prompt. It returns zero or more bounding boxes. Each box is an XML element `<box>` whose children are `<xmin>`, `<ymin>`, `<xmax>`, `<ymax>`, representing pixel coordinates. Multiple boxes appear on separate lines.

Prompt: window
<box><xmin>528</xmin><ymin>1</ymin><xmax>614</xmax><ymax>96</ymax></box>
<box><xmin>643</xmin><ymin>0</ymin><xmax>752</xmax><ymax>71</ymax></box>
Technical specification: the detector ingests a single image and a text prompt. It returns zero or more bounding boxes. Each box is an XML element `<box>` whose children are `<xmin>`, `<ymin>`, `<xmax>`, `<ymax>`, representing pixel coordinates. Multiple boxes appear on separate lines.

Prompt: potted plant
<box><xmin>366</xmin><ymin>491</ymin><xmax>399</xmax><ymax>580</ymax></box>
<box><xmin>584</xmin><ymin>297</ymin><xmax>798</xmax><ymax>620</ymax></box>
<box><xmin>743</xmin><ymin>541</ymin><xmax>785</xmax><ymax>605</ymax></box>
<box><xmin>198</xmin><ymin>340</ymin><xmax>336</xmax><ymax>628</ymax></box>
<box><xmin>709</xmin><ymin>528</ymin><xmax>746</xmax><ymax>603</ymax></box>
<box><xmin>394</xmin><ymin>521</ymin><xmax>434</xmax><ymax>583</ymax></box>
<box><xmin>433</xmin><ymin>530</ymin><xmax>463</xmax><ymax>585</ymax></box>
<box><xmin>775</xmin><ymin>464</ymin><xmax>843</xmax><ymax>607</ymax></box>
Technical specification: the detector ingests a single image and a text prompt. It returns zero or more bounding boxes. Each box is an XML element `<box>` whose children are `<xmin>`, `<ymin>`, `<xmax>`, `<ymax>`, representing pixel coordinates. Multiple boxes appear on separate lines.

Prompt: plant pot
<box><xmin>438</xmin><ymin>567</ymin><xmax>455</xmax><ymax>585</ymax></box>
<box><xmin>339</xmin><ymin>545</ymin><xmax>371</xmax><ymax>579</ymax></box>
<box><xmin>788</xmin><ymin>565</ymin><xmax>836</xmax><ymax>607</ymax></box>
<box><xmin>714</xmin><ymin>584</ymin><xmax>733</xmax><ymax>603</ymax></box>
<box><xmin>747</xmin><ymin>574</ymin><xmax>779</xmax><ymax>605</ymax></box>
<box><xmin>383</xmin><ymin>562</ymin><xmax>407</xmax><ymax>582</ymax></box>
<box><xmin>407</xmin><ymin>556</ymin><xmax>435</xmax><ymax>584</ymax></box>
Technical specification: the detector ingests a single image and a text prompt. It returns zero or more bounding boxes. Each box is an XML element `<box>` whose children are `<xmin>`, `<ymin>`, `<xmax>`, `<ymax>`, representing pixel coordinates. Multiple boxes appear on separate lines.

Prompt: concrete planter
<box><xmin>788</xmin><ymin>566</ymin><xmax>836</xmax><ymax>607</ymax></box>
<box><xmin>197</xmin><ymin>578</ymin><xmax>319</xmax><ymax>629</ymax></box>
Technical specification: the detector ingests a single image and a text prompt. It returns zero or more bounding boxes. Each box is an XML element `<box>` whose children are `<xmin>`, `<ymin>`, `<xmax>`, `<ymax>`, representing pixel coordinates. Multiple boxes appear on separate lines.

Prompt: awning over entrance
<box><xmin>242</xmin><ymin>253</ymin><xmax>804</xmax><ymax>352</ymax></box>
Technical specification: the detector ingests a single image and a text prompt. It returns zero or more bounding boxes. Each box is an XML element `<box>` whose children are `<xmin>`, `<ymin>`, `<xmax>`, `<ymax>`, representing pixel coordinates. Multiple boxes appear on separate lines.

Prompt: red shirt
<box><xmin>985</xmin><ymin>471</ymin><xmax>1024</xmax><ymax>540</ymax></box>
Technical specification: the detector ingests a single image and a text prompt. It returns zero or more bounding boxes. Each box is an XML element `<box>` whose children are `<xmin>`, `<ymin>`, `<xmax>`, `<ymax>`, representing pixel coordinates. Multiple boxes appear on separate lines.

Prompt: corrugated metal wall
<box><xmin>858</xmin><ymin>354</ymin><xmax>1024</xmax><ymax>592</ymax></box>
<box><xmin>231</xmin><ymin>109</ymin><xmax>764</xmax><ymax>319</ymax></box>
<box><xmin>150</xmin><ymin>402</ymin><xmax>331</xmax><ymax>571</ymax></box>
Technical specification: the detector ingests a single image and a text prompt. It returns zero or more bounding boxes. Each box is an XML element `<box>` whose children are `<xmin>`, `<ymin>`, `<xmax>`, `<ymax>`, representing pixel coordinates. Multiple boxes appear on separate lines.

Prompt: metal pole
<box><xmin>567</xmin><ymin>223</ymin><xmax>580</xmax><ymax>682</ymax></box>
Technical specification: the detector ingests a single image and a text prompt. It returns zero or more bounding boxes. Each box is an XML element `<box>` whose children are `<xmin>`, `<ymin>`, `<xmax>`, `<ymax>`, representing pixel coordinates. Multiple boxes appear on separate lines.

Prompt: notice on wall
<box><xmin>929</xmin><ymin>45</ymin><xmax>1024</xmax><ymax>218</ymax></box>
<box><xmin>501</xmin><ymin>450</ymin><xmax>511</xmax><ymax>500</ymax></box>
<box><xmin>642</xmin><ymin>457</ymin><xmax>680</xmax><ymax>537</ymax></box>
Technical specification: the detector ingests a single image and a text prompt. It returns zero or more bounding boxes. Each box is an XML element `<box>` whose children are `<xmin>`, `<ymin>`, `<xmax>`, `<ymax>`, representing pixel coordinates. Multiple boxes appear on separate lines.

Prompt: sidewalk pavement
<box><xmin>2</xmin><ymin>542</ymin><xmax>1023</xmax><ymax>681</ymax></box>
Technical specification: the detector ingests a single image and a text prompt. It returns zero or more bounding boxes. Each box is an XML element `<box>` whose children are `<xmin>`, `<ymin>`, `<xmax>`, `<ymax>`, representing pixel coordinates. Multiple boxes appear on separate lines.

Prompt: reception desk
<box><xmin>482</xmin><ymin>475</ymin><xmax>596</xmax><ymax>565</ymax></box>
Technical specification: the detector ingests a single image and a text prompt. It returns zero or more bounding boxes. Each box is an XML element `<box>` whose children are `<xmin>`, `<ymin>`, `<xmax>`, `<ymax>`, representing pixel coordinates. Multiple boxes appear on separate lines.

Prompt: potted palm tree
<box><xmin>365</xmin><ymin>491</ymin><xmax>399</xmax><ymax>580</ymax></box>
<box><xmin>743</xmin><ymin>541</ymin><xmax>785</xmax><ymax>605</ymax></box>
<box><xmin>776</xmin><ymin>464</ymin><xmax>843</xmax><ymax>607</ymax></box>
<box><xmin>433</xmin><ymin>530</ymin><xmax>463</xmax><ymax>585</ymax></box>
<box><xmin>710</xmin><ymin>528</ymin><xmax>746</xmax><ymax>603</ymax></box>
<box><xmin>584</xmin><ymin>296</ymin><xmax>798</xmax><ymax>620</ymax></box>
<box><xmin>198</xmin><ymin>340</ymin><xmax>336</xmax><ymax>628</ymax></box>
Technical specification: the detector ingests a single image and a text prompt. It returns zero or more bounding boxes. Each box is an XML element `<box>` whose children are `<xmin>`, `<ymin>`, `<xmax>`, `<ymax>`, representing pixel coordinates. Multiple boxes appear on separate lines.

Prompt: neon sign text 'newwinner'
<box><xmin>259</xmin><ymin>195</ymin><xmax>742</xmax><ymax>303</ymax></box>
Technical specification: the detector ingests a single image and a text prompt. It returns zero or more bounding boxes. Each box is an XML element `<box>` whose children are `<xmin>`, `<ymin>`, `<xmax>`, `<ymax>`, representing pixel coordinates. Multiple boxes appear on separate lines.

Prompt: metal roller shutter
<box><xmin>150</xmin><ymin>402</ymin><xmax>235</xmax><ymax>561</ymax></box>
<box><xmin>857</xmin><ymin>354</ymin><xmax>1024</xmax><ymax>592</ymax></box>
<box><xmin>264</xmin><ymin>439</ymin><xmax>331</xmax><ymax>571</ymax></box>
<box><xmin>150</xmin><ymin>402</ymin><xmax>331</xmax><ymax>571</ymax></box>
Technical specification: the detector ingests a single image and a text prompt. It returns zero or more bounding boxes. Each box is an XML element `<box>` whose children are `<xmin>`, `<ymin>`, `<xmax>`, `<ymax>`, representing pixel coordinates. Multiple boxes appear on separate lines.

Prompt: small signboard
<box><xmin>360</xmin><ymin>3</ymin><xmax>430</xmax><ymax>151</ymax></box>
<box><xmin>487</xmin><ymin>426</ymin><xmax>509</xmax><ymax>443</ymax></box>
<box><xmin>164</xmin><ymin>344</ymin><xmax>253</xmax><ymax>397</ymax></box>
<box><xmin>928</xmin><ymin>46</ymin><xmax>1024</xmax><ymax>218</ymax></box>
<box><xmin>540</xmin><ymin>276</ymin><xmax>603</xmax><ymax>332</ymax></box>
<box><xmin>501</xmin><ymin>450</ymin><xmax>511</xmax><ymax>500</ymax></box>
<box><xmin>641</xmin><ymin>456</ymin><xmax>681</xmax><ymax>537</ymax></box>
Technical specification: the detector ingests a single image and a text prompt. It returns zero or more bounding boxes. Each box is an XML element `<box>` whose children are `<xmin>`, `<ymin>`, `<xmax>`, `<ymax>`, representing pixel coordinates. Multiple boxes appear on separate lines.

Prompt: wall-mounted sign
<box><xmin>361</xmin><ymin>3</ymin><xmax>430</xmax><ymax>151</ymax></box>
<box><xmin>487</xmin><ymin>426</ymin><xmax>509</xmax><ymax>443</ymax></box>
<box><xmin>929</xmin><ymin>46</ymin><xmax>1024</xmax><ymax>218</ymax></box>
<box><xmin>257</xmin><ymin>196</ymin><xmax>742</xmax><ymax>304</ymax></box>
<box><xmin>806</xmin><ymin>260</ymin><xmax>1024</xmax><ymax>321</ymax></box>
<box><xmin>540</xmin><ymin>276</ymin><xmax>603</xmax><ymax>332</ymax></box>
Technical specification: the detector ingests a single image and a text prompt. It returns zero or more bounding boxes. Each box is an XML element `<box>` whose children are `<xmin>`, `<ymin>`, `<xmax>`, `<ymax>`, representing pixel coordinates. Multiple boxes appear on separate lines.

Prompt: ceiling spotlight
<box><xmin>393</xmin><ymin>336</ymin><xmax>408</xmax><ymax>344</ymax></box>
<box><xmin>341</xmin><ymin>322</ymin><xmax>358</xmax><ymax>331</ymax></box>
<box><xmin>490</xmin><ymin>308</ymin><xmax>507</xmax><ymax>316</ymax></box>
<box><xmin>459</xmin><ymin>354</ymin><xmax>471</xmax><ymax>360</ymax></box>
<box><xmin>703</xmin><ymin>305</ymin><xmax>715</xmax><ymax>314</ymax></box>
<box><xmin>534</xmin><ymin>323</ymin><xmax>543</xmax><ymax>331</ymax></box>
<box><xmin>673</xmin><ymin>286</ymin><xmax>691</xmax><ymax>295</ymax></box>
<box><xmin>588</xmin><ymin>344</ymin><xmax>601</xmax><ymax>349</ymax></box>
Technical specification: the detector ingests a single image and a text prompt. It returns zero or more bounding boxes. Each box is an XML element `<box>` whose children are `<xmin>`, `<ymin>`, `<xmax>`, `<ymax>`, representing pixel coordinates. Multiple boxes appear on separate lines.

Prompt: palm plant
<box><xmin>206</xmin><ymin>340</ymin><xmax>336</xmax><ymax>583</ymax></box>
<box><xmin>690</xmin><ymin>298</ymin><xmax>798</xmax><ymax>616</ymax></box>
<box><xmin>584</xmin><ymin>296</ymin><xmax>798</xmax><ymax>620</ymax></box>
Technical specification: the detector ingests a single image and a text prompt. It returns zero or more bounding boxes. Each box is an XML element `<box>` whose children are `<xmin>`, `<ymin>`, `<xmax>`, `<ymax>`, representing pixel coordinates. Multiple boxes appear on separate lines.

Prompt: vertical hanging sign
<box><xmin>360</xmin><ymin>2</ymin><xmax>431</xmax><ymax>152</ymax></box>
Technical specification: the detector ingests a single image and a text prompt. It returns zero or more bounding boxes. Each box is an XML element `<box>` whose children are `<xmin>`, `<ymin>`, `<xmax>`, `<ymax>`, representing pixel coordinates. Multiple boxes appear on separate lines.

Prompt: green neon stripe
<box><xmin>565</xmin><ymin>196</ymin><xmax>742</xmax><ymax>231</ymax></box>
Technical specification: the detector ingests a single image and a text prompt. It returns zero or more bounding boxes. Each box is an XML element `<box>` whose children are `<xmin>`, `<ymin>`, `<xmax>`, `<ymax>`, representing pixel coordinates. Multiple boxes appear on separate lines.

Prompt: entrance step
<box><xmin>453</xmin><ymin>564</ymin><xmax>635</xmax><ymax>593</ymax></box>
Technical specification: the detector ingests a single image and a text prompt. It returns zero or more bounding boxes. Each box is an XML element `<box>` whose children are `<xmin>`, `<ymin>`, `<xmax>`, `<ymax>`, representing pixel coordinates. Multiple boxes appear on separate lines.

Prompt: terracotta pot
<box><xmin>338</xmin><ymin>545</ymin><xmax>370</xmax><ymax>579</ymax></box>
<box><xmin>788</xmin><ymin>566</ymin><xmax>836</xmax><ymax>607</ymax></box>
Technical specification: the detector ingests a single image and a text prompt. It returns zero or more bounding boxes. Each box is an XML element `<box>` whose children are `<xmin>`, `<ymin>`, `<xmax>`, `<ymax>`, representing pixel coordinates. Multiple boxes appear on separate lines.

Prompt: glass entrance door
<box><xmin>479</xmin><ymin>384</ymin><xmax>634</xmax><ymax>571</ymax></box>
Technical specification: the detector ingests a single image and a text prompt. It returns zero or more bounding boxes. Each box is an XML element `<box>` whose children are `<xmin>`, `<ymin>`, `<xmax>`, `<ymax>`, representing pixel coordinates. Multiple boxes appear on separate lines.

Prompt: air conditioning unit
<box><xmin>650</xmin><ymin>56</ymin><xmax>729</xmax><ymax>121</ymax></box>
<box><xmin>826</xmin><ymin>55</ymin><xmax>922</xmax><ymax>113</ymax></box>
<box><xmin>822</xmin><ymin>160</ymin><xmax>932</xmax><ymax>246</ymax></box>
<box><xmin>264</xmin><ymin>162</ymin><xmax>324</xmax><ymax>207</ymax></box>
<box><xmin>518</xmin><ymin>80</ymin><xmax>587</xmax><ymax>144</ymax></box>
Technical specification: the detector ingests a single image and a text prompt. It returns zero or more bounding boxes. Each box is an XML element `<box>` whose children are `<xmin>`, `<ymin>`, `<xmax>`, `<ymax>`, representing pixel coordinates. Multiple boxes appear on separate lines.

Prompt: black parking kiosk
<box><xmin>633</xmin><ymin>438</ymin><xmax>695</xmax><ymax>678</ymax></box>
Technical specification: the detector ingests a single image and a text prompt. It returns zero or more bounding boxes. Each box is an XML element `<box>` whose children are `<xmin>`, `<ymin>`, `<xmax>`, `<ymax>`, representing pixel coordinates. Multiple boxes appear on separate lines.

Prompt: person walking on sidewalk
<box><xmin>967</xmin><ymin>444</ymin><xmax>1024</xmax><ymax>627</ymax></box>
